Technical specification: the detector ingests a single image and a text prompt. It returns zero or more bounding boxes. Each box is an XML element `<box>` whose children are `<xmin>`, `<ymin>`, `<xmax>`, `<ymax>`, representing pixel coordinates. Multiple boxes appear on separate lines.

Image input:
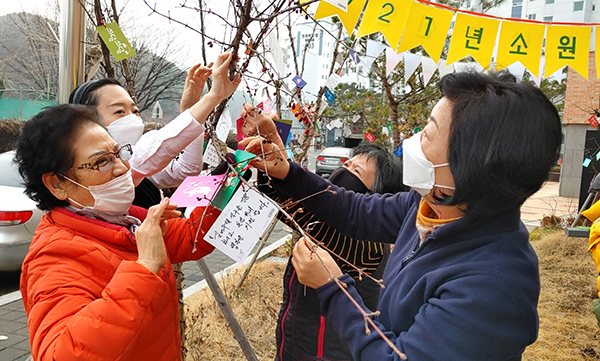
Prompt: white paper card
<box><xmin>269</xmin><ymin>32</ymin><xmax>286</xmax><ymax>76</ymax></box>
<box><xmin>205</xmin><ymin>187</ymin><xmax>278</xmax><ymax>264</ymax></box>
<box><xmin>331</xmin><ymin>119</ymin><xmax>343</xmax><ymax>129</ymax></box>
<box><xmin>325</xmin><ymin>73</ymin><xmax>342</xmax><ymax>90</ymax></box>
<box><xmin>318</xmin><ymin>100</ymin><xmax>329</xmax><ymax>116</ymax></box>
<box><xmin>216</xmin><ymin>109</ymin><xmax>232</xmax><ymax>142</ymax></box>
<box><xmin>203</xmin><ymin>139</ymin><xmax>220</xmax><ymax>167</ymax></box>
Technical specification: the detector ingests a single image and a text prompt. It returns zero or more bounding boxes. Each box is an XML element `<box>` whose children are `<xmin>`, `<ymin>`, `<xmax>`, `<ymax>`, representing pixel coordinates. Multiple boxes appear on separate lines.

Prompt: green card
<box><xmin>211</xmin><ymin>150</ymin><xmax>256</xmax><ymax>210</ymax></box>
<box><xmin>96</xmin><ymin>22</ymin><xmax>136</xmax><ymax>61</ymax></box>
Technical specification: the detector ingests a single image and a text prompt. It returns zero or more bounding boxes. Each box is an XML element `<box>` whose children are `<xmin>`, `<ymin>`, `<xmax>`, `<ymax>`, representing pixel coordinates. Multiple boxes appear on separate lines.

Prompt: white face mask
<box><xmin>402</xmin><ymin>132</ymin><xmax>455</xmax><ymax>196</ymax></box>
<box><xmin>107</xmin><ymin>114</ymin><xmax>144</xmax><ymax>146</ymax></box>
<box><xmin>64</xmin><ymin>169</ymin><xmax>135</xmax><ymax>215</ymax></box>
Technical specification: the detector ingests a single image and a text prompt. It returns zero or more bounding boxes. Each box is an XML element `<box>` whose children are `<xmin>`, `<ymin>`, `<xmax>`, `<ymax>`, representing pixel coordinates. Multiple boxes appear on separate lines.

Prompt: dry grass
<box><xmin>183</xmin><ymin>230</ymin><xmax>600</xmax><ymax>360</ymax></box>
<box><xmin>0</xmin><ymin>118</ymin><xmax>24</xmax><ymax>153</ymax></box>
<box><xmin>184</xmin><ymin>259</ymin><xmax>286</xmax><ymax>361</ymax></box>
<box><xmin>525</xmin><ymin>229</ymin><xmax>600</xmax><ymax>360</ymax></box>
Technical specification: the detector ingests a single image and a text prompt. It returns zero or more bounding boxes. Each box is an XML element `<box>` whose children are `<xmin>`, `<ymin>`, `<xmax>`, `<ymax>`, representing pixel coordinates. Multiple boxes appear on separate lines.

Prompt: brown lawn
<box><xmin>184</xmin><ymin>229</ymin><xmax>600</xmax><ymax>360</ymax></box>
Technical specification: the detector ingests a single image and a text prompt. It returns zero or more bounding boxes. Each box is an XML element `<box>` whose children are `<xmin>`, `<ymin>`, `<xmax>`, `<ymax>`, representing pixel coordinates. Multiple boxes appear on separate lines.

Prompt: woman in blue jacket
<box><xmin>241</xmin><ymin>71</ymin><xmax>562</xmax><ymax>360</ymax></box>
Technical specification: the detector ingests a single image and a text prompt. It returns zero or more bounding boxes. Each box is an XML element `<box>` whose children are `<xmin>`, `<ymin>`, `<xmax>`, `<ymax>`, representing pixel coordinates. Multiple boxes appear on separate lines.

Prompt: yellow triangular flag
<box><xmin>495</xmin><ymin>20</ymin><xmax>545</xmax><ymax>77</ymax></box>
<box><xmin>396</xmin><ymin>2</ymin><xmax>454</xmax><ymax>63</ymax></box>
<box><xmin>446</xmin><ymin>13</ymin><xmax>500</xmax><ymax>68</ymax></box>
<box><xmin>355</xmin><ymin>0</ymin><xmax>414</xmax><ymax>50</ymax></box>
<box><xmin>314</xmin><ymin>0</ymin><xmax>368</xmax><ymax>36</ymax></box>
<box><xmin>546</xmin><ymin>25</ymin><xmax>591</xmax><ymax>79</ymax></box>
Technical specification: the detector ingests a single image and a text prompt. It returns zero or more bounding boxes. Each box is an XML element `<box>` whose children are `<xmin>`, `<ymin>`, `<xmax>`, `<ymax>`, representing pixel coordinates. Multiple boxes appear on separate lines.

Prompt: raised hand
<box><xmin>135</xmin><ymin>198</ymin><xmax>180</xmax><ymax>274</ymax></box>
<box><xmin>207</xmin><ymin>52</ymin><xmax>242</xmax><ymax>102</ymax></box>
<box><xmin>240</xmin><ymin>103</ymin><xmax>285</xmax><ymax>150</ymax></box>
<box><xmin>291</xmin><ymin>237</ymin><xmax>343</xmax><ymax>289</ymax></box>
<box><xmin>180</xmin><ymin>62</ymin><xmax>214</xmax><ymax>112</ymax></box>
<box><xmin>239</xmin><ymin>136</ymin><xmax>290</xmax><ymax>180</ymax></box>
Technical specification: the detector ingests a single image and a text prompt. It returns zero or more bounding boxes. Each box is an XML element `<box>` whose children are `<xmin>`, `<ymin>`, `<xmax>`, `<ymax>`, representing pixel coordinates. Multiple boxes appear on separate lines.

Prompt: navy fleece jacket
<box><xmin>273</xmin><ymin>162</ymin><xmax>540</xmax><ymax>361</ymax></box>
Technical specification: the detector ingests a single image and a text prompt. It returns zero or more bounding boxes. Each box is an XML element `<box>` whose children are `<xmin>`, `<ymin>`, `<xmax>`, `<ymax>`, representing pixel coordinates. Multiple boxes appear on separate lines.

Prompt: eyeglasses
<box><xmin>74</xmin><ymin>144</ymin><xmax>133</xmax><ymax>172</ymax></box>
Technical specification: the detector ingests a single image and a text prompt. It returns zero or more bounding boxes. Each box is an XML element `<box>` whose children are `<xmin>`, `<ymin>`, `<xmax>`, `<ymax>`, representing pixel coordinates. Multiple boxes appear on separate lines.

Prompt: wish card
<box><xmin>205</xmin><ymin>187</ymin><xmax>278</xmax><ymax>264</ymax></box>
<box><xmin>169</xmin><ymin>174</ymin><xmax>225</xmax><ymax>207</ymax></box>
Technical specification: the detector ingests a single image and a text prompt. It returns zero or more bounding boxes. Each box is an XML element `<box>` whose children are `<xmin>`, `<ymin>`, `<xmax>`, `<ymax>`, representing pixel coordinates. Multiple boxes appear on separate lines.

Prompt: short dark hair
<box><xmin>354</xmin><ymin>143</ymin><xmax>406</xmax><ymax>194</ymax></box>
<box><xmin>15</xmin><ymin>104</ymin><xmax>105</xmax><ymax>210</ymax></box>
<box><xmin>69</xmin><ymin>78</ymin><xmax>122</xmax><ymax>106</ymax></box>
<box><xmin>436</xmin><ymin>71</ymin><xmax>562</xmax><ymax>219</ymax></box>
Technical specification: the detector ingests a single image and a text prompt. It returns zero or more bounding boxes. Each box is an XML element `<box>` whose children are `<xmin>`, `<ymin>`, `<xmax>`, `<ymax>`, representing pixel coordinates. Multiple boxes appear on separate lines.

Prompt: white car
<box><xmin>0</xmin><ymin>151</ymin><xmax>43</xmax><ymax>271</ymax></box>
<box><xmin>315</xmin><ymin>147</ymin><xmax>354</xmax><ymax>177</ymax></box>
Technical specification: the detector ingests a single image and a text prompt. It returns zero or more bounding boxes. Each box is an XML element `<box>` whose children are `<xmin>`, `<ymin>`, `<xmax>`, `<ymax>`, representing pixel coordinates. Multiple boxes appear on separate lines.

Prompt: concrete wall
<box><xmin>560</xmin><ymin>124</ymin><xmax>589</xmax><ymax>198</ymax></box>
<box><xmin>559</xmin><ymin>52</ymin><xmax>600</xmax><ymax>198</ymax></box>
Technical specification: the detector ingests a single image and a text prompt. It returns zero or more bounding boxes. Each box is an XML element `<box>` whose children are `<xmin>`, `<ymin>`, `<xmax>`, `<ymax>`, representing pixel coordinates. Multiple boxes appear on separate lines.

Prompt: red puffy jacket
<box><xmin>20</xmin><ymin>205</ymin><xmax>219</xmax><ymax>361</ymax></box>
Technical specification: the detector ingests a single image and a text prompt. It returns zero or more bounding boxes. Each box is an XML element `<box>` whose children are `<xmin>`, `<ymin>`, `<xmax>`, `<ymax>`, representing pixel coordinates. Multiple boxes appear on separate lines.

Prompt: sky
<box><xmin>0</xmin><ymin>0</ymin><xmax>309</xmax><ymax>110</ymax></box>
<box><xmin>0</xmin><ymin>0</ymin><xmax>269</xmax><ymax>68</ymax></box>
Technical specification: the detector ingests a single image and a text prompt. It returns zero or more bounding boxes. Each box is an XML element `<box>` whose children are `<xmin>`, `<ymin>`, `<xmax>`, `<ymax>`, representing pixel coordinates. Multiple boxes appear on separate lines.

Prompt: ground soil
<box><xmin>184</xmin><ymin>229</ymin><xmax>600</xmax><ymax>360</ymax></box>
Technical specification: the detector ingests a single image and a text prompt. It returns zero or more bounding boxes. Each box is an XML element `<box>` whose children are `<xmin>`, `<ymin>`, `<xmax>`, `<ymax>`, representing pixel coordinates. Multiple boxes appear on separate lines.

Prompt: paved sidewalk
<box><xmin>520</xmin><ymin>181</ymin><xmax>578</xmax><ymax>229</ymax></box>
<box><xmin>0</xmin><ymin>180</ymin><xmax>577</xmax><ymax>360</ymax></box>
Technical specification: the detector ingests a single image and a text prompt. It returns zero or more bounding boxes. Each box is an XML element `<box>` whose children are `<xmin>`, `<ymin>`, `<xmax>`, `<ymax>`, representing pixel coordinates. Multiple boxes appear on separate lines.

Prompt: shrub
<box><xmin>0</xmin><ymin>118</ymin><xmax>25</xmax><ymax>153</ymax></box>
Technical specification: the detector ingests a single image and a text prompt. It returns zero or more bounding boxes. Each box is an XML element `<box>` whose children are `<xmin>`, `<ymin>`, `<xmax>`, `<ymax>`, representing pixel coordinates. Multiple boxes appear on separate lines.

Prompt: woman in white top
<box><xmin>69</xmin><ymin>52</ymin><xmax>240</xmax><ymax>208</ymax></box>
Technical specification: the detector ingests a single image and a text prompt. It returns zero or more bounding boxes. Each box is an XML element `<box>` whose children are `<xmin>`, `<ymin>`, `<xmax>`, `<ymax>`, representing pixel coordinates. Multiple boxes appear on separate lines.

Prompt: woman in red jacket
<box><xmin>15</xmin><ymin>104</ymin><xmax>219</xmax><ymax>361</ymax></box>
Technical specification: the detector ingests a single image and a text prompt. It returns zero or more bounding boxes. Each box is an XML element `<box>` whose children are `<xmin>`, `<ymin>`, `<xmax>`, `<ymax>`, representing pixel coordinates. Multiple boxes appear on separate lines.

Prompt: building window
<box><xmin>574</xmin><ymin>1</ymin><xmax>584</xmax><ymax>10</ymax></box>
<box><xmin>593</xmin><ymin>4</ymin><xmax>596</xmax><ymax>10</ymax></box>
<box><xmin>528</xmin><ymin>13</ymin><xmax>537</xmax><ymax>19</ymax></box>
<box><xmin>544</xmin><ymin>15</ymin><xmax>553</xmax><ymax>21</ymax></box>
<box><xmin>546</xmin><ymin>0</ymin><xmax>554</xmax><ymax>4</ymax></box>
<box><xmin>511</xmin><ymin>5</ymin><xmax>522</xmax><ymax>17</ymax></box>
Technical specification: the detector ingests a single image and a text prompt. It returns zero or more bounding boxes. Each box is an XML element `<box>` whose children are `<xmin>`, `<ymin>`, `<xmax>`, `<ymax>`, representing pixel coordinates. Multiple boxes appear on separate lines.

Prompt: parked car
<box><xmin>0</xmin><ymin>150</ymin><xmax>43</xmax><ymax>271</ymax></box>
<box><xmin>315</xmin><ymin>147</ymin><xmax>354</xmax><ymax>176</ymax></box>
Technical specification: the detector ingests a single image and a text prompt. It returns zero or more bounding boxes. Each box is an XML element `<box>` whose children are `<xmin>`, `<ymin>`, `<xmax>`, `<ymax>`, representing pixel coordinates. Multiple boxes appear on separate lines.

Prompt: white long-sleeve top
<box><xmin>130</xmin><ymin>110</ymin><xmax>205</xmax><ymax>189</ymax></box>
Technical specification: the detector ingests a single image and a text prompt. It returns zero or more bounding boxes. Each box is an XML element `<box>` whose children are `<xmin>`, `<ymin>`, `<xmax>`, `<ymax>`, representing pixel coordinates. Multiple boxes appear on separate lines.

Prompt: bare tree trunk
<box><xmin>196</xmin><ymin>259</ymin><xmax>259</xmax><ymax>361</ymax></box>
<box><xmin>93</xmin><ymin>0</ymin><xmax>115</xmax><ymax>78</ymax></box>
<box><xmin>372</xmin><ymin>62</ymin><xmax>400</xmax><ymax>147</ymax></box>
<box><xmin>197</xmin><ymin>0</ymin><xmax>211</xmax><ymax>90</ymax></box>
<box><xmin>173</xmin><ymin>262</ymin><xmax>187</xmax><ymax>360</ymax></box>
<box><xmin>109</xmin><ymin>0</ymin><xmax>135</xmax><ymax>97</ymax></box>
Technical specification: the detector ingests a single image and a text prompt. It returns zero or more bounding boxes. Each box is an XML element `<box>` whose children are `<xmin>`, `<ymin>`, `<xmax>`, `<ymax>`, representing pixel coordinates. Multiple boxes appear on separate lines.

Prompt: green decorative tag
<box><xmin>96</xmin><ymin>22</ymin><xmax>136</xmax><ymax>61</ymax></box>
<box><xmin>211</xmin><ymin>150</ymin><xmax>256</xmax><ymax>210</ymax></box>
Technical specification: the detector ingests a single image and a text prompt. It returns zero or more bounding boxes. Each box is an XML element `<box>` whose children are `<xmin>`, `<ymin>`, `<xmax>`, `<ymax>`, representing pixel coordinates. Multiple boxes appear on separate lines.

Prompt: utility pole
<box><xmin>58</xmin><ymin>0</ymin><xmax>86</xmax><ymax>103</ymax></box>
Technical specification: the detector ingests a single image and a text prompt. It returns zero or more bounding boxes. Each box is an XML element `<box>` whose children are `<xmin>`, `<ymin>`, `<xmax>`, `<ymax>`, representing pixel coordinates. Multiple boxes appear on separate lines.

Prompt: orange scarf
<box><xmin>415</xmin><ymin>200</ymin><xmax>461</xmax><ymax>241</ymax></box>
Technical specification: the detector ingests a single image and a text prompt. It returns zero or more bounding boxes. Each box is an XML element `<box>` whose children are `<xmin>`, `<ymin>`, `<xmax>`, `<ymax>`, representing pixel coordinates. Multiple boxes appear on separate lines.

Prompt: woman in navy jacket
<box><xmin>241</xmin><ymin>71</ymin><xmax>562</xmax><ymax>360</ymax></box>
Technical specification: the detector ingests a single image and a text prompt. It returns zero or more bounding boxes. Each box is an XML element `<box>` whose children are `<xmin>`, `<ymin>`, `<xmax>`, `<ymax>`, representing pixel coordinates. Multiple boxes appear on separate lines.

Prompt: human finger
<box><xmin>187</xmin><ymin>63</ymin><xmax>201</xmax><ymax>78</ymax></box>
<box><xmin>214</xmin><ymin>52</ymin><xmax>232</xmax><ymax>69</ymax></box>
<box><xmin>233</xmin><ymin>73</ymin><xmax>242</xmax><ymax>85</ymax></box>
<box><xmin>161</xmin><ymin>209</ymin><xmax>182</xmax><ymax>221</ymax></box>
<box><xmin>160</xmin><ymin>219</ymin><xmax>168</xmax><ymax>237</ymax></box>
<box><xmin>145</xmin><ymin>197</ymin><xmax>171</xmax><ymax>226</ymax></box>
<box><xmin>194</xmin><ymin>65</ymin><xmax>212</xmax><ymax>78</ymax></box>
<box><xmin>238</xmin><ymin>135</ymin><xmax>261</xmax><ymax>148</ymax></box>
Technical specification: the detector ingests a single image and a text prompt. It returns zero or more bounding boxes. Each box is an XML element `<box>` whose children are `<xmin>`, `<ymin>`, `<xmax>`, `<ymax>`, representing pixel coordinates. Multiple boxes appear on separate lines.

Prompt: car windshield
<box><xmin>0</xmin><ymin>151</ymin><xmax>25</xmax><ymax>188</ymax></box>
<box><xmin>320</xmin><ymin>148</ymin><xmax>352</xmax><ymax>157</ymax></box>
